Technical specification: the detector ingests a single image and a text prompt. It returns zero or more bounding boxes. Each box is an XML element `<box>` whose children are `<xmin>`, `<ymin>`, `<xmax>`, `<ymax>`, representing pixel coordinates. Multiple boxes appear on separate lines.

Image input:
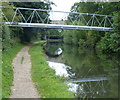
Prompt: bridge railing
<box><xmin>0</xmin><ymin>6</ymin><xmax>114</xmax><ymax>28</ymax></box>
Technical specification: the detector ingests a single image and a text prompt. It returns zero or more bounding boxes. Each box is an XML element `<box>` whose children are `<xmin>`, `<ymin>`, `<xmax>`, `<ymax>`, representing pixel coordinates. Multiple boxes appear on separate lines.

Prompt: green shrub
<box><xmin>97</xmin><ymin>32</ymin><xmax>120</xmax><ymax>52</ymax></box>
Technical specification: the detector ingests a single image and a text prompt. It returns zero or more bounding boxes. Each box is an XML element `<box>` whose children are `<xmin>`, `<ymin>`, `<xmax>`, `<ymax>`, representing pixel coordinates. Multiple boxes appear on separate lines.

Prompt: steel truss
<box><xmin>0</xmin><ymin>6</ymin><xmax>114</xmax><ymax>31</ymax></box>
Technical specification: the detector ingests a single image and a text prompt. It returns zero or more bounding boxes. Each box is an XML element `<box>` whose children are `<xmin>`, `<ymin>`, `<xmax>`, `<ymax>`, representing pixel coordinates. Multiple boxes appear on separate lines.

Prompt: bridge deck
<box><xmin>6</xmin><ymin>22</ymin><xmax>112</xmax><ymax>31</ymax></box>
<box><xmin>72</xmin><ymin>76</ymin><xmax>108</xmax><ymax>83</ymax></box>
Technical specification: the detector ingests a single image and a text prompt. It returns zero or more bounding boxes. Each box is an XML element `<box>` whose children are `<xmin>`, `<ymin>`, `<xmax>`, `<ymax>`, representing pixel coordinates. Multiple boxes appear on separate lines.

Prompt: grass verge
<box><xmin>2</xmin><ymin>43</ymin><xmax>24</xmax><ymax>98</ymax></box>
<box><xmin>29</xmin><ymin>43</ymin><xmax>74</xmax><ymax>98</ymax></box>
<box><xmin>47</xmin><ymin>39</ymin><xmax>63</xmax><ymax>43</ymax></box>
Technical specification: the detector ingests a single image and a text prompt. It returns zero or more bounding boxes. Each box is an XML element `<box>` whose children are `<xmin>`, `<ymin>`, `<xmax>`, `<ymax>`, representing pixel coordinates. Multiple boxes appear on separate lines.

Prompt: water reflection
<box><xmin>47</xmin><ymin>61</ymin><xmax>72</xmax><ymax>77</ymax></box>
<box><xmin>44</xmin><ymin>43</ymin><xmax>119</xmax><ymax>99</ymax></box>
<box><xmin>43</xmin><ymin>42</ymin><xmax>63</xmax><ymax>57</ymax></box>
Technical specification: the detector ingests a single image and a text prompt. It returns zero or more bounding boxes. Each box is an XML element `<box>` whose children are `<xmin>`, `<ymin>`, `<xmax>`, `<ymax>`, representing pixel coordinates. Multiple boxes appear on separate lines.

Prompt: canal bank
<box><xmin>29</xmin><ymin>43</ymin><xmax>74</xmax><ymax>98</ymax></box>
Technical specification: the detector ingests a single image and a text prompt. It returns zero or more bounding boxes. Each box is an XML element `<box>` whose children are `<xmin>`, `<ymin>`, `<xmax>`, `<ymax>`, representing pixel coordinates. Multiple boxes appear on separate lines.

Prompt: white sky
<box><xmin>49</xmin><ymin>0</ymin><xmax>80</xmax><ymax>20</ymax></box>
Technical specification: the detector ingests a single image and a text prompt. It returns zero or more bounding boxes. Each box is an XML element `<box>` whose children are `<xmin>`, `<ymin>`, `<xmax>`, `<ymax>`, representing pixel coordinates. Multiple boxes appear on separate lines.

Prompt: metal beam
<box><xmin>6</xmin><ymin>23</ymin><xmax>112</xmax><ymax>31</ymax></box>
<box><xmin>72</xmin><ymin>76</ymin><xmax>108</xmax><ymax>83</ymax></box>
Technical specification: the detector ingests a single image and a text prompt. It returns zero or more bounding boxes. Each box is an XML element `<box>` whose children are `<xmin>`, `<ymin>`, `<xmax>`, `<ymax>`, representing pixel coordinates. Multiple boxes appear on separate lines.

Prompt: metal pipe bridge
<box><xmin>0</xmin><ymin>6</ymin><xmax>114</xmax><ymax>31</ymax></box>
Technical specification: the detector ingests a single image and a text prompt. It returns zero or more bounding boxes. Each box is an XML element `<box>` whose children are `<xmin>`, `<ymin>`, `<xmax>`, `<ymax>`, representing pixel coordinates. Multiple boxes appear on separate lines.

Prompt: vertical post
<box><xmin>78</xmin><ymin>14</ymin><xmax>81</xmax><ymax>25</ymax></box>
<box><xmin>81</xmin><ymin>14</ymin><xmax>87</xmax><ymax>25</ymax></box>
<box><xmin>47</xmin><ymin>11</ymin><xmax>50</xmax><ymax>24</ymax></box>
<box><xmin>35</xmin><ymin>10</ymin><xmax>44</xmax><ymax>23</ymax></box>
<box><xmin>104</xmin><ymin>16</ymin><xmax>107</xmax><ymax>27</ymax></box>
<box><xmin>30</xmin><ymin>10</ymin><xmax>35</xmax><ymax>23</ymax></box>
<box><xmin>1</xmin><ymin>11</ymin><xmax>9</xmax><ymax>22</ymax></box>
<box><xmin>91</xmin><ymin>15</ymin><xmax>95</xmax><ymax>26</ymax></box>
<box><xmin>17</xmin><ymin>9</ymin><xmax>27</xmax><ymax>23</ymax></box>
<box><xmin>12</xmin><ymin>8</ymin><xmax>18</xmax><ymax>24</ymax></box>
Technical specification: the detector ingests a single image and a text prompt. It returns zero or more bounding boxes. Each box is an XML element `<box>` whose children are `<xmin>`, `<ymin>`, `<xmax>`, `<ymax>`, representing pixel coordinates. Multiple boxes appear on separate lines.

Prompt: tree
<box><xmin>2</xmin><ymin>2</ymin><xmax>22</xmax><ymax>51</ymax></box>
<box><xmin>97</xmin><ymin>2</ymin><xmax>120</xmax><ymax>53</ymax></box>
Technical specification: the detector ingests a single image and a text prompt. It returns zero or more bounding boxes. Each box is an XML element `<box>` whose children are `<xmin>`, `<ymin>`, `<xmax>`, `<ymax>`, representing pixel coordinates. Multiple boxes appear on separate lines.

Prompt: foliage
<box><xmin>97</xmin><ymin>32</ymin><xmax>120</xmax><ymax>52</ymax></box>
<box><xmin>2</xmin><ymin>2</ymin><xmax>20</xmax><ymax>22</ymax></box>
<box><xmin>2</xmin><ymin>2</ymin><xmax>23</xmax><ymax>51</ymax></box>
<box><xmin>2</xmin><ymin>23</ymin><xmax>22</xmax><ymax>51</ymax></box>
<box><xmin>96</xmin><ymin>2</ymin><xmax>118</xmax><ymax>15</ymax></box>
<box><xmin>2</xmin><ymin>24</ymin><xmax>11</xmax><ymax>51</ymax></box>
<box><xmin>29</xmin><ymin>43</ymin><xmax>74</xmax><ymax>98</ymax></box>
<box><xmin>113</xmin><ymin>11</ymin><xmax>120</xmax><ymax>32</ymax></box>
<box><xmin>97</xmin><ymin>2</ymin><xmax>120</xmax><ymax>53</ymax></box>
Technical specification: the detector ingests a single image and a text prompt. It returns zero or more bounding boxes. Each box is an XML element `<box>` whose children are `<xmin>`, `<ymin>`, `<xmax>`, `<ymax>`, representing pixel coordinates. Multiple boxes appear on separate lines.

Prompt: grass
<box><xmin>21</xmin><ymin>56</ymin><xmax>24</xmax><ymax>64</ymax></box>
<box><xmin>2</xmin><ymin>43</ymin><xmax>24</xmax><ymax>98</ymax></box>
<box><xmin>47</xmin><ymin>39</ymin><xmax>63</xmax><ymax>42</ymax></box>
<box><xmin>29</xmin><ymin>43</ymin><xmax>74</xmax><ymax>98</ymax></box>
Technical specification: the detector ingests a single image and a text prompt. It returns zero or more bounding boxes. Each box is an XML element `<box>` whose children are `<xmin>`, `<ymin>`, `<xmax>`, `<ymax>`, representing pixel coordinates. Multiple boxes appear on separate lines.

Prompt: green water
<box><xmin>44</xmin><ymin>42</ymin><xmax>119</xmax><ymax>99</ymax></box>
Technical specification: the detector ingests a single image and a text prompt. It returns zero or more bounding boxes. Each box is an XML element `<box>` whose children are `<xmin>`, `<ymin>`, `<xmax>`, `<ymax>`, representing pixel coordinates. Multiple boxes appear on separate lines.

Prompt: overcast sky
<box><xmin>50</xmin><ymin>0</ymin><xmax>80</xmax><ymax>20</ymax></box>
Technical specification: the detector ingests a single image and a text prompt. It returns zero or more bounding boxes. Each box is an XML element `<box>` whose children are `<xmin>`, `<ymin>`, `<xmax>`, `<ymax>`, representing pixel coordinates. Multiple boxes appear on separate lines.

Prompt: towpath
<box><xmin>10</xmin><ymin>46</ymin><xmax>40</xmax><ymax>99</ymax></box>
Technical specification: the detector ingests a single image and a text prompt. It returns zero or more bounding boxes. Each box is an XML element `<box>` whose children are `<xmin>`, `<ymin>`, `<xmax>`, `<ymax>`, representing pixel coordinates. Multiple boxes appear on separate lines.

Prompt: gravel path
<box><xmin>10</xmin><ymin>46</ymin><xmax>40</xmax><ymax>98</ymax></box>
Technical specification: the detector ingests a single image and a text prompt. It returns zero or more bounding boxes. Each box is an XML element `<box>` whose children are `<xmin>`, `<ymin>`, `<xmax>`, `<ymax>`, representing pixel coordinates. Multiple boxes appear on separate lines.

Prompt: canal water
<box><xmin>43</xmin><ymin>42</ymin><xmax>119</xmax><ymax>99</ymax></box>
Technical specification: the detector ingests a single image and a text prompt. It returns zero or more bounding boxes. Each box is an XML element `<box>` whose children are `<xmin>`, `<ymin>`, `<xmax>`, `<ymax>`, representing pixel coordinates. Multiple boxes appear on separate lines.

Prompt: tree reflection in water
<box><xmin>63</xmin><ymin>45</ymin><xmax>119</xmax><ymax>98</ymax></box>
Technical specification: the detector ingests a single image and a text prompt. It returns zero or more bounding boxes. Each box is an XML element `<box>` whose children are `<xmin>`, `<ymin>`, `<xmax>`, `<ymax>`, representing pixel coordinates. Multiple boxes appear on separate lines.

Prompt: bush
<box><xmin>97</xmin><ymin>32</ymin><xmax>120</xmax><ymax>52</ymax></box>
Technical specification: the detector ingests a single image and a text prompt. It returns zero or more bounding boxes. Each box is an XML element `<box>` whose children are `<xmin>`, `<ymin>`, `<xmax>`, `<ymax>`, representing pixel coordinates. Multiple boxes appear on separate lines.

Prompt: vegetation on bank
<box><xmin>47</xmin><ymin>39</ymin><xmax>63</xmax><ymax>43</ymax></box>
<box><xmin>63</xmin><ymin>2</ymin><xmax>120</xmax><ymax>53</ymax></box>
<box><xmin>29</xmin><ymin>43</ymin><xmax>74</xmax><ymax>98</ymax></box>
<box><xmin>2</xmin><ymin>43</ymin><xmax>24</xmax><ymax>98</ymax></box>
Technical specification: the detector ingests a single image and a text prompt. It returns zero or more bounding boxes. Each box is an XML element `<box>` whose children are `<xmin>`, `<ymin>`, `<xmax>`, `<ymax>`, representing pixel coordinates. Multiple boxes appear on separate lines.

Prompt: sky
<box><xmin>49</xmin><ymin>0</ymin><xmax>80</xmax><ymax>20</ymax></box>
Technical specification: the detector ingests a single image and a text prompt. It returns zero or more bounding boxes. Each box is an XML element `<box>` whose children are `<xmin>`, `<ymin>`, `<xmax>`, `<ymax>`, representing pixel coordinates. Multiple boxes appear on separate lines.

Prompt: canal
<box><xmin>43</xmin><ymin>42</ymin><xmax>119</xmax><ymax>99</ymax></box>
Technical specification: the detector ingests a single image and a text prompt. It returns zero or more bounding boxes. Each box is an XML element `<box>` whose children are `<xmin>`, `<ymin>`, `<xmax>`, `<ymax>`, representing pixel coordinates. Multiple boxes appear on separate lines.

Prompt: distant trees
<box><xmin>63</xmin><ymin>2</ymin><xmax>120</xmax><ymax>53</ymax></box>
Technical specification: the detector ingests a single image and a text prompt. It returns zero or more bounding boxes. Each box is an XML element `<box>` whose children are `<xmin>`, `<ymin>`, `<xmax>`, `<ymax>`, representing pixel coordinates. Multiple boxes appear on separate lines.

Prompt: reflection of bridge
<box><xmin>72</xmin><ymin>76</ymin><xmax>107</xmax><ymax>83</ymax></box>
<box><xmin>72</xmin><ymin>76</ymin><xmax>109</xmax><ymax>98</ymax></box>
<box><xmin>1</xmin><ymin>6</ymin><xmax>113</xmax><ymax>31</ymax></box>
<box><xmin>68</xmin><ymin>64</ymin><xmax>111</xmax><ymax>98</ymax></box>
